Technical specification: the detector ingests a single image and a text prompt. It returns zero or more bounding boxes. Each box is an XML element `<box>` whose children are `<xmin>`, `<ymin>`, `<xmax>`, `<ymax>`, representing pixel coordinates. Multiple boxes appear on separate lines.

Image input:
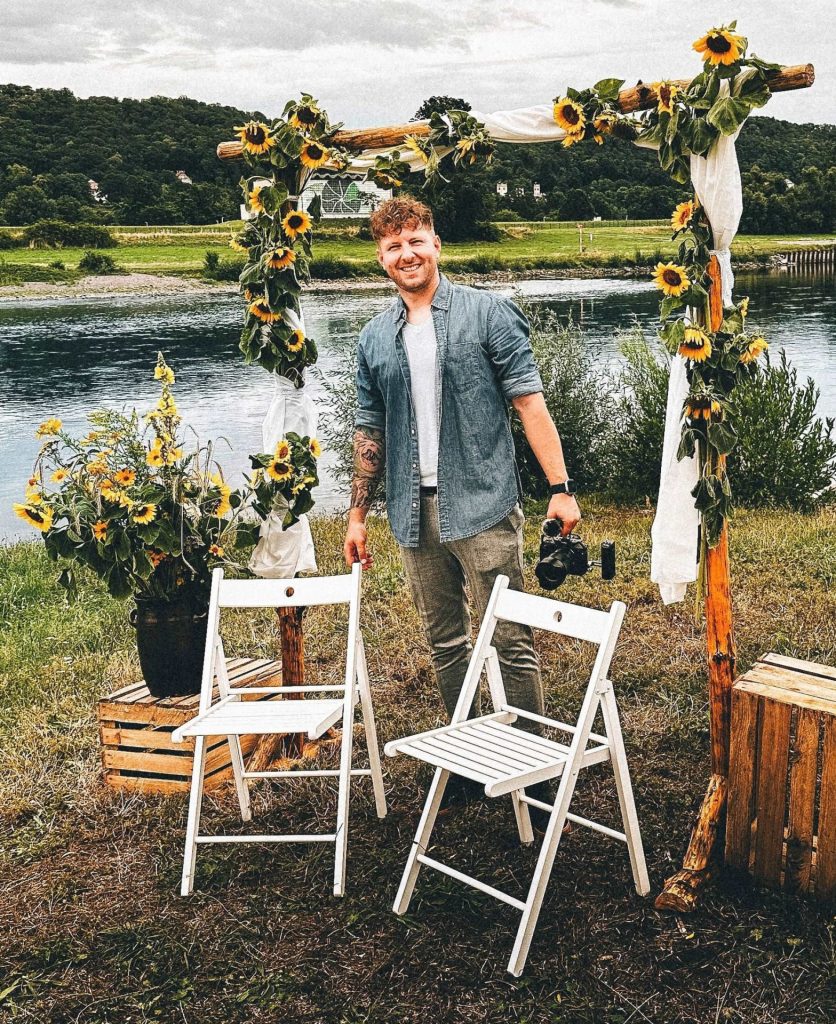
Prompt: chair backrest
<box><xmin>198</xmin><ymin>562</ymin><xmax>363</xmax><ymax>713</ymax></box>
<box><xmin>450</xmin><ymin>574</ymin><xmax>625</xmax><ymax>724</ymax></box>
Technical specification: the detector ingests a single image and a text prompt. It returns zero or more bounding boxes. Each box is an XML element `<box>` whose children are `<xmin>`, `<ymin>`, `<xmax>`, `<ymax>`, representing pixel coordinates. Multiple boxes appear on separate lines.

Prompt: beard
<box><xmin>387</xmin><ymin>257</ymin><xmax>437</xmax><ymax>293</ymax></box>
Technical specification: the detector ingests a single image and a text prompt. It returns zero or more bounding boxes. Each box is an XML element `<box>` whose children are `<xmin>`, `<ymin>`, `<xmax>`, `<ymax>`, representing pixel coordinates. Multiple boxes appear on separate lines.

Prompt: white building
<box><xmin>533</xmin><ymin>183</ymin><xmax>542</xmax><ymax>198</ymax></box>
<box><xmin>175</xmin><ymin>170</ymin><xmax>193</xmax><ymax>185</ymax></box>
<box><xmin>496</xmin><ymin>182</ymin><xmax>508</xmax><ymax>197</ymax></box>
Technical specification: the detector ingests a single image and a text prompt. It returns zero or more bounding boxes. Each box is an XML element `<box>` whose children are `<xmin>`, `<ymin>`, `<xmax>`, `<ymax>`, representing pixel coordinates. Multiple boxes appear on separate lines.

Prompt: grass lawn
<box><xmin>1</xmin><ymin>221</ymin><xmax>834</xmax><ymax>283</ymax></box>
<box><xmin>1</xmin><ymin>500</ymin><xmax>835</xmax><ymax>1022</ymax></box>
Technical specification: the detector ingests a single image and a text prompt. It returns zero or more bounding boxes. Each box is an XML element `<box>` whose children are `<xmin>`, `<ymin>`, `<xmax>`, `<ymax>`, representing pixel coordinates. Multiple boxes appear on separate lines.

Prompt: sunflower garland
<box><xmin>249</xmin><ymin>432</ymin><xmax>322</xmax><ymax>529</ymax></box>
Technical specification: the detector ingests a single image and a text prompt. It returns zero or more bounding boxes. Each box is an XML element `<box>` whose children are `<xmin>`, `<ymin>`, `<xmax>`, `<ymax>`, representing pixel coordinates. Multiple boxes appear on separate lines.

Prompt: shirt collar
<box><xmin>394</xmin><ymin>272</ymin><xmax>451</xmax><ymax>326</ymax></box>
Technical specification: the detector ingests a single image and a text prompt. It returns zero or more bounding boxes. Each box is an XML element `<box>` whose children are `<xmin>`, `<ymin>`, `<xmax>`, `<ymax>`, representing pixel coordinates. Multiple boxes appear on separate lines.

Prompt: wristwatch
<box><xmin>549</xmin><ymin>478</ymin><xmax>576</xmax><ymax>496</ymax></box>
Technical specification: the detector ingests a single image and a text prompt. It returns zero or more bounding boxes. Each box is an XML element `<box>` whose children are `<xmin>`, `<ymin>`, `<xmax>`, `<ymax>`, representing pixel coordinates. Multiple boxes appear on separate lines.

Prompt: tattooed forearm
<box><xmin>350</xmin><ymin>427</ymin><xmax>385</xmax><ymax>510</ymax></box>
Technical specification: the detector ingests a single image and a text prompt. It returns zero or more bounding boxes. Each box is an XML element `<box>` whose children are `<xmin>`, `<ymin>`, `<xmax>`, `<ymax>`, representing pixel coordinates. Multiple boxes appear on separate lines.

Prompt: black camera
<box><xmin>534</xmin><ymin>518</ymin><xmax>616</xmax><ymax>590</ymax></box>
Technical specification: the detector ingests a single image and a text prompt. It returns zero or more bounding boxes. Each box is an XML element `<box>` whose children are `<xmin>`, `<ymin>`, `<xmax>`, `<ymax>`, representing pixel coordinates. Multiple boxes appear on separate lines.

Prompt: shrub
<box><xmin>511</xmin><ymin>308</ymin><xmax>613</xmax><ymax>496</ymax></box>
<box><xmin>22</xmin><ymin>220</ymin><xmax>117</xmax><ymax>248</ymax></box>
<box><xmin>78</xmin><ymin>250</ymin><xmax>120</xmax><ymax>274</ymax></box>
<box><xmin>48</xmin><ymin>259</ymin><xmax>65</xmax><ymax>270</ymax></box>
<box><xmin>494</xmin><ymin>209</ymin><xmax>523</xmax><ymax>222</ymax></box>
<box><xmin>203</xmin><ymin>250</ymin><xmax>220</xmax><ymax>272</ymax></box>
<box><xmin>201</xmin><ymin>253</ymin><xmax>244</xmax><ymax>281</ymax></box>
<box><xmin>730</xmin><ymin>351</ymin><xmax>836</xmax><ymax>510</ymax></box>
<box><xmin>603</xmin><ymin>327</ymin><xmax>670</xmax><ymax>503</ymax></box>
<box><xmin>0</xmin><ymin>232</ymin><xmax>22</xmax><ymax>250</ymax></box>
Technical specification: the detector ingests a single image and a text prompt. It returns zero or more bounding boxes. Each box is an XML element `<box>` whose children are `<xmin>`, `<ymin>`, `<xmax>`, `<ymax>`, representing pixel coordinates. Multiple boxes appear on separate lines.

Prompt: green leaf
<box><xmin>677</xmin><ymin>428</ymin><xmax>697</xmax><ymax>461</ymax></box>
<box><xmin>707</xmin><ymin>420</ymin><xmax>738</xmax><ymax>455</ymax></box>
<box><xmin>660</xmin><ymin>295</ymin><xmax>683</xmax><ymax>320</ymax></box>
<box><xmin>734</xmin><ymin>72</ymin><xmax>770</xmax><ymax>109</ymax></box>
<box><xmin>707</xmin><ymin>95</ymin><xmax>750</xmax><ymax>134</ymax></box>
<box><xmin>689</xmin><ymin>117</ymin><xmax>716</xmax><ymax>155</ymax></box>
<box><xmin>593</xmin><ymin>78</ymin><xmax>624</xmax><ymax>102</ymax></box>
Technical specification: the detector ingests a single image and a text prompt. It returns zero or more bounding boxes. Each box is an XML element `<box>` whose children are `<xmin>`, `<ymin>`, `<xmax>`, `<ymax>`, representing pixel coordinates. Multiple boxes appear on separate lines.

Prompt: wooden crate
<box><xmin>726</xmin><ymin>653</ymin><xmax>836</xmax><ymax>899</ymax></box>
<box><xmin>97</xmin><ymin>657</ymin><xmax>282</xmax><ymax>794</ymax></box>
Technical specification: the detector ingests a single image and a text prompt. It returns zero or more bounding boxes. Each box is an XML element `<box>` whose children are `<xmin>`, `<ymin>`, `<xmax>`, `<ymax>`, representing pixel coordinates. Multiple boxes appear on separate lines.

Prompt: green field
<box><xmin>1</xmin><ymin>220</ymin><xmax>834</xmax><ymax>283</ymax></box>
<box><xmin>1</xmin><ymin>501</ymin><xmax>835</xmax><ymax>1021</ymax></box>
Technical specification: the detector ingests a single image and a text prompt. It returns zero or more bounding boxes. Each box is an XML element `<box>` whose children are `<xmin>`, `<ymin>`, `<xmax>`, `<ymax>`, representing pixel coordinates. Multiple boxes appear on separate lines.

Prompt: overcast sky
<box><xmin>0</xmin><ymin>1</ymin><xmax>831</xmax><ymax>127</ymax></box>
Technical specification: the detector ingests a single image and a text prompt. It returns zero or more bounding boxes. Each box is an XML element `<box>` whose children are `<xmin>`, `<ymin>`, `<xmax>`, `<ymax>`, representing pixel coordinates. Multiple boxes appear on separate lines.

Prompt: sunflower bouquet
<box><xmin>552</xmin><ymin>79</ymin><xmax>637</xmax><ymax>149</ymax></box>
<box><xmin>15</xmin><ymin>355</ymin><xmax>250</xmax><ymax>602</ymax></box>
<box><xmin>247</xmin><ymin>433</ymin><xmax>322</xmax><ymax>529</ymax></box>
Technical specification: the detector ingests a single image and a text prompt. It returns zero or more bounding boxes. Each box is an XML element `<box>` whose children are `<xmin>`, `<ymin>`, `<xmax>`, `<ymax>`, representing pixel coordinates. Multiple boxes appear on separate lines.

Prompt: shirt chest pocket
<box><xmin>444</xmin><ymin>336</ymin><xmax>486</xmax><ymax>393</ymax></box>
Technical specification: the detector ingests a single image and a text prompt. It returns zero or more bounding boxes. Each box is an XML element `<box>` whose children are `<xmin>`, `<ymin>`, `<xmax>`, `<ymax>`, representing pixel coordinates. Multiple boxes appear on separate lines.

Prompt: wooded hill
<box><xmin>0</xmin><ymin>84</ymin><xmax>833</xmax><ymax>232</ymax></box>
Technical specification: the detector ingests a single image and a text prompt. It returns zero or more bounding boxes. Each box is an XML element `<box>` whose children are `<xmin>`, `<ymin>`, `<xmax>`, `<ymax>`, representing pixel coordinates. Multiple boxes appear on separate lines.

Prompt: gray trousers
<box><xmin>399</xmin><ymin>495</ymin><xmax>544</xmax><ymax>729</ymax></box>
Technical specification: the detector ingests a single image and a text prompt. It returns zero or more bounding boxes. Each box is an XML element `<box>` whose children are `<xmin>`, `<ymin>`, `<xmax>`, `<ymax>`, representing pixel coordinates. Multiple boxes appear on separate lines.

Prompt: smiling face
<box><xmin>376</xmin><ymin>221</ymin><xmax>441</xmax><ymax>295</ymax></box>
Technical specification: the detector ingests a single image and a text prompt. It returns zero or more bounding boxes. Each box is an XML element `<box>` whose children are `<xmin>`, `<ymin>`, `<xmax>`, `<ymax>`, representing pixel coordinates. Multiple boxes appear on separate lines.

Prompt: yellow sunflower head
<box><xmin>266</xmin><ymin>459</ymin><xmax>292</xmax><ymax>483</ymax></box>
<box><xmin>248</xmin><ymin>298</ymin><xmax>282</xmax><ymax>323</ymax></box>
<box><xmin>264</xmin><ymin>246</ymin><xmax>296</xmax><ymax>271</ymax></box>
<box><xmin>146</xmin><ymin>447</ymin><xmax>165</xmax><ymax>468</ymax></box>
<box><xmin>229</xmin><ymin>237</ymin><xmax>249</xmax><ymax>254</ymax></box>
<box><xmin>290</xmin><ymin>102</ymin><xmax>321</xmax><ymax>131</ymax></box>
<box><xmin>679</xmin><ymin>327</ymin><xmax>713</xmax><ymax>363</ymax></box>
<box><xmin>402</xmin><ymin>135</ymin><xmax>430</xmax><ymax>164</ymax></box>
<box><xmin>309</xmin><ymin>438</ymin><xmax>322</xmax><ymax>459</ymax></box>
<box><xmin>671</xmin><ymin>200</ymin><xmax>696</xmax><ymax>232</ymax></box>
<box><xmin>100</xmin><ymin>480</ymin><xmax>119</xmax><ymax>501</ymax></box>
<box><xmin>693</xmin><ymin>27</ymin><xmax>745</xmax><ymax>66</ymax></box>
<box><xmin>132</xmin><ymin>503</ymin><xmax>157</xmax><ymax>525</ymax></box>
<box><xmin>593</xmin><ymin>113</ymin><xmax>617</xmax><ymax>134</ymax></box>
<box><xmin>274</xmin><ymin>439</ymin><xmax>291</xmax><ymax>462</ymax></box>
<box><xmin>299</xmin><ymin>141</ymin><xmax>330</xmax><ymax>169</ymax></box>
<box><xmin>93</xmin><ymin>520</ymin><xmax>108</xmax><ymax>541</ymax></box>
<box><xmin>653</xmin><ymin>262</ymin><xmax>690</xmax><ymax>297</ymax></box>
<box><xmin>655</xmin><ymin>81</ymin><xmax>680</xmax><ymax>115</ymax></box>
<box><xmin>115</xmin><ymin>468</ymin><xmax>136</xmax><ymax>487</ymax></box>
<box><xmin>553</xmin><ymin>98</ymin><xmax>585</xmax><ymax>135</ymax></box>
<box><xmin>234</xmin><ymin>120</ymin><xmax>277</xmax><ymax>155</ymax></box>
<box><xmin>35</xmin><ymin>418</ymin><xmax>62</xmax><ymax>438</ymax></box>
<box><xmin>51</xmin><ymin>468</ymin><xmax>69</xmax><ymax>484</ymax></box>
<box><xmin>282</xmin><ymin>209</ymin><xmax>312</xmax><ymax>239</ymax></box>
<box><xmin>14</xmin><ymin>503</ymin><xmax>54</xmax><ymax>532</ymax></box>
<box><xmin>685</xmin><ymin>396</ymin><xmax>722</xmax><ymax>421</ymax></box>
<box><xmin>562</xmin><ymin>133</ymin><xmax>582</xmax><ymax>149</ymax></box>
<box><xmin>740</xmin><ymin>335</ymin><xmax>768</xmax><ymax>364</ymax></box>
<box><xmin>248</xmin><ymin>184</ymin><xmax>266</xmax><ymax>213</ymax></box>
<box><xmin>285</xmin><ymin>329</ymin><xmax>305</xmax><ymax>353</ymax></box>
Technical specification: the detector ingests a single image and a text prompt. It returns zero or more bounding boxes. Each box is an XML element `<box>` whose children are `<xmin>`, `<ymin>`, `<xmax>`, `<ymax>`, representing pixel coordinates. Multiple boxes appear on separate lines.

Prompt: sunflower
<box><xmin>248</xmin><ymin>184</ymin><xmax>266</xmax><ymax>214</ymax></box>
<box><xmin>209</xmin><ymin>543</ymin><xmax>225</xmax><ymax>557</ymax></box>
<box><xmin>693</xmin><ymin>27</ymin><xmax>745</xmax><ymax>66</ymax></box>
<box><xmin>671</xmin><ymin>200</ymin><xmax>696</xmax><ymax>232</ymax></box>
<box><xmin>14</xmin><ymin>503</ymin><xmax>54</xmax><ymax>532</ymax></box>
<box><xmin>51</xmin><ymin>468</ymin><xmax>69</xmax><ymax>484</ymax></box>
<box><xmin>35</xmin><ymin>418</ymin><xmax>62</xmax><ymax>438</ymax></box>
<box><xmin>132</xmin><ymin>503</ymin><xmax>157</xmax><ymax>525</ymax></box>
<box><xmin>117</xmin><ymin>491</ymin><xmax>135</xmax><ymax>510</ymax></box>
<box><xmin>593</xmin><ymin>134</ymin><xmax>604</xmax><ymax>146</ymax></box>
<box><xmin>309</xmin><ymin>438</ymin><xmax>322</xmax><ymax>459</ymax></box>
<box><xmin>264</xmin><ymin>246</ymin><xmax>296</xmax><ymax>270</ymax></box>
<box><xmin>229</xmin><ymin>237</ymin><xmax>249</xmax><ymax>254</ymax></box>
<box><xmin>115</xmin><ymin>468</ymin><xmax>136</xmax><ymax>487</ymax></box>
<box><xmin>685</xmin><ymin>396</ymin><xmax>721</xmax><ymax>420</ymax></box>
<box><xmin>248</xmin><ymin>297</ymin><xmax>282</xmax><ymax>323</ymax></box>
<box><xmin>553</xmin><ymin>97</ymin><xmax>585</xmax><ymax>134</ymax></box>
<box><xmin>402</xmin><ymin>135</ymin><xmax>430</xmax><ymax>164</ymax></box>
<box><xmin>93</xmin><ymin>520</ymin><xmax>108</xmax><ymax>541</ymax></box>
<box><xmin>25</xmin><ymin>486</ymin><xmax>43</xmax><ymax>504</ymax></box>
<box><xmin>593</xmin><ymin>113</ymin><xmax>617</xmax><ymax>134</ymax></box>
<box><xmin>146</xmin><ymin>447</ymin><xmax>165</xmax><ymax>468</ymax></box>
<box><xmin>234</xmin><ymin>120</ymin><xmax>277</xmax><ymax>155</ymax></box>
<box><xmin>299</xmin><ymin>141</ymin><xmax>330</xmax><ymax>169</ymax></box>
<box><xmin>286</xmin><ymin>329</ymin><xmax>305</xmax><ymax>353</ymax></box>
<box><xmin>210</xmin><ymin>473</ymin><xmax>232</xmax><ymax>517</ymax></box>
<box><xmin>678</xmin><ymin>327</ymin><xmax>713</xmax><ymax>362</ymax></box>
<box><xmin>375</xmin><ymin>171</ymin><xmax>402</xmax><ymax>189</ymax></box>
<box><xmin>290</xmin><ymin>102</ymin><xmax>321</xmax><ymax>131</ymax></box>
<box><xmin>282</xmin><ymin>209</ymin><xmax>312</xmax><ymax>240</ymax></box>
<box><xmin>655</xmin><ymin>81</ymin><xmax>680</xmax><ymax>115</ymax></box>
<box><xmin>164</xmin><ymin>446</ymin><xmax>183</xmax><ymax>466</ymax></box>
<box><xmin>653</xmin><ymin>262</ymin><xmax>690</xmax><ymax>297</ymax></box>
<box><xmin>154</xmin><ymin>364</ymin><xmax>175</xmax><ymax>384</ymax></box>
<box><xmin>562</xmin><ymin>133</ymin><xmax>582</xmax><ymax>149</ymax></box>
<box><xmin>266</xmin><ymin>459</ymin><xmax>292</xmax><ymax>483</ymax></box>
<box><xmin>275</xmin><ymin>439</ymin><xmax>291</xmax><ymax>462</ymax></box>
<box><xmin>740</xmin><ymin>335</ymin><xmax>768</xmax><ymax>364</ymax></box>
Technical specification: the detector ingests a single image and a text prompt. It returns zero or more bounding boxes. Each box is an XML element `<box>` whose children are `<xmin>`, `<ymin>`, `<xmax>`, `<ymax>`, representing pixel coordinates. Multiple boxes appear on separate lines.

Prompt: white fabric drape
<box><xmin>249</xmin><ymin>306</ymin><xmax>318</xmax><ymax>579</ymax></box>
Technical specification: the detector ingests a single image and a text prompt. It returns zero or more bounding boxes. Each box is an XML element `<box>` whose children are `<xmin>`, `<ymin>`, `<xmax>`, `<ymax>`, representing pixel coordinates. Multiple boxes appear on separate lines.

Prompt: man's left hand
<box><xmin>546</xmin><ymin>493</ymin><xmax>581</xmax><ymax>536</ymax></box>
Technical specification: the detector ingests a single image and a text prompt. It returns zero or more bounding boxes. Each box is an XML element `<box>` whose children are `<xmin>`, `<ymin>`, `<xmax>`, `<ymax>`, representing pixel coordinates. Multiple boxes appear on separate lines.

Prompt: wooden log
<box><xmin>248</xmin><ymin>607</ymin><xmax>306</xmax><ymax>770</ymax></box>
<box><xmin>217</xmin><ymin>64</ymin><xmax>814</xmax><ymax>161</ymax></box>
<box><xmin>655</xmin><ymin>253</ymin><xmax>737</xmax><ymax>911</ymax></box>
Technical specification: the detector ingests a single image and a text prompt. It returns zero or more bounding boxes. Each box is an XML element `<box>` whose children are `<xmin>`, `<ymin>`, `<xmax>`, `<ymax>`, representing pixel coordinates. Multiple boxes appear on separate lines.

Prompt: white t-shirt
<box><xmin>402</xmin><ymin>315</ymin><xmax>439</xmax><ymax>487</ymax></box>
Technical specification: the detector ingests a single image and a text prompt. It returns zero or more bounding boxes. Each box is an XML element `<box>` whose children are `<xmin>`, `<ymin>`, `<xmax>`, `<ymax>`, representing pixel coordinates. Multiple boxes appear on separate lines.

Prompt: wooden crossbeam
<box><xmin>217</xmin><ymin>63</ymin><xmax>814</xmax><ymax>160</ymax></box>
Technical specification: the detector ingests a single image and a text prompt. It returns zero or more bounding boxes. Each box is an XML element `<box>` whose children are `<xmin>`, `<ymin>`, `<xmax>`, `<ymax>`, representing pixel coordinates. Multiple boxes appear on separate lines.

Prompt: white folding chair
<box><xmin>385</xmin><ymin>574</ymin><xmax>649</xmax><ymax>976</ymax></box>
<box><xmin>172</xmin><ymin>561</ymin><xmax>387</xmax><ymax>897</ymax></box>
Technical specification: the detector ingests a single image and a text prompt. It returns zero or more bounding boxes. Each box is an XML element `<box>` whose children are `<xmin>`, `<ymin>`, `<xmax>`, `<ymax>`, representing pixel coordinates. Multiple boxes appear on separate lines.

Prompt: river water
<box><xmin>1</xmin><ymin>269</ymin><xmax>834</xmax><ymax>541</ymax></box>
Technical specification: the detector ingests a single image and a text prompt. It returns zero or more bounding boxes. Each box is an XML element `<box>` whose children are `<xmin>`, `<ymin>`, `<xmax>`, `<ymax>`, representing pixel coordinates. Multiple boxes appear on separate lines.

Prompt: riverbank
<box><xmin>1</xmin><ymin>502</ymin><xmax>834</xmax><ymax>1021</ymax></box>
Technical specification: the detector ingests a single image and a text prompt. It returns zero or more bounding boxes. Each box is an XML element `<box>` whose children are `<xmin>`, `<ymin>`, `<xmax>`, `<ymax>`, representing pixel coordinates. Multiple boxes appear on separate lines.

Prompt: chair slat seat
<box><xmin>391</xmin><ymin>716</ymin><xmax>611</xmax><ymax>798</ymax></box>
<box><xmin>176</xmin><ymin>697</ymin><xmax>352</xmax><ymax>739</ymax></box>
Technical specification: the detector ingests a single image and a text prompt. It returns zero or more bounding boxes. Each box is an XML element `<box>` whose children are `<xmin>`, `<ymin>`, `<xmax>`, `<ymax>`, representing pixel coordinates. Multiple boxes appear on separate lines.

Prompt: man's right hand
<box><xmin>344</xmin><ymin>521</ymin><xmax>373</xmax><ymax>569</ymax></box>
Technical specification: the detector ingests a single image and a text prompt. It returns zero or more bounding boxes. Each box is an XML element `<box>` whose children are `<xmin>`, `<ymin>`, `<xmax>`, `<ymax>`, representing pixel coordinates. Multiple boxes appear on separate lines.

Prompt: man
<box><xmin>343</xmin><ymin>196</ymin><xmax>580</xmax><ymax>791</ymax></box>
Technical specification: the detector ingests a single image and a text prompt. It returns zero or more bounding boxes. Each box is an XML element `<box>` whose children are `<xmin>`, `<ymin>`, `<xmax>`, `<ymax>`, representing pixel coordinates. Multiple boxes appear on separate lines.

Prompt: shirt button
<box><xmin>412</xmin><ymin>462</ymin><xmax>417</xmax><ymax>469</ymax></box>
<box><xmin>412</xmin><ymin>502</ymin><xmax>418</xmax><ymax>509</ymax></box>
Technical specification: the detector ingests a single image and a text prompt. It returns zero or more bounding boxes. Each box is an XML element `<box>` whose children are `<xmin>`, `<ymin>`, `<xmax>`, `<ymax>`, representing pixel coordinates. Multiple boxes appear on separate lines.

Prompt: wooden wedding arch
<box><xmin>217</xmin><ymin>61</ymin><xmax>815</xmax><ymax>910</ymax></box>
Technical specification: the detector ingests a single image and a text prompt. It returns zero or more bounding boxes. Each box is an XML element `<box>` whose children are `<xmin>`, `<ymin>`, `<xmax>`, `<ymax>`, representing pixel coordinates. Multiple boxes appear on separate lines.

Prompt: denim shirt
<box><xmin>355</xmin><ymin>274</ymin><xmax>543</xmax><ymax>547</ymax></box>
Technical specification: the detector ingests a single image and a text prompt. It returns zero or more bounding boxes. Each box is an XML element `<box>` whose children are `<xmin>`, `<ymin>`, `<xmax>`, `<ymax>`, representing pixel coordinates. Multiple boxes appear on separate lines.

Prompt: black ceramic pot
<box><xmin>130</xmin><ymin>595</ymin><xmax>208</xmax><ymax>698</ymax></box>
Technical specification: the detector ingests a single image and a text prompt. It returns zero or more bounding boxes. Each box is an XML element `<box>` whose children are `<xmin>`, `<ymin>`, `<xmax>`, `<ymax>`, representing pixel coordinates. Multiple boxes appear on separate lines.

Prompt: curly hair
<box><xmin>368</xmin><ymin>196</ymin><xmax>434</xmax><ymax>242</ymax></box>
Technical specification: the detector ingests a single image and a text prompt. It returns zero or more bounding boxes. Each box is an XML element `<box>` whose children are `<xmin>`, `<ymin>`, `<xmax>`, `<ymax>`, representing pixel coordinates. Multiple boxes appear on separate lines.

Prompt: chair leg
<box><xmin>333</xmin><ymin>694</ymin><xmax>356</xmax><ymax>897</ymax></box>
<box><xmin>600</xmin><ymin>682</ymin><xmax>650</xmax><ymax>896</ymax></box>
<box><xmin>393</xmin><ymin>767</ymin><xmax>450</xmax><ymax>915</ymax></box>
<box><xmin>181</xmin><ymin>736</ymin><xmax>207</xmax><ymax>896</ymax></box>
<box><xmin>510</xmin><ymin>789</ymin><xmax>534</xmax><ymax>846</ymax></box>
<box><xmin>356</xmin><ymin>642</ymin><xmax>387</xmax><ymax>819</ymax></box>
<box><xmin>227</xmin><ymin>734</ymin><xmax>251</xmax><ymax>823</ymax></box>
<box><xmin>507</xmin><ymin>763</ymin><xmax>578</xmax><ymax>976</ymax></box>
